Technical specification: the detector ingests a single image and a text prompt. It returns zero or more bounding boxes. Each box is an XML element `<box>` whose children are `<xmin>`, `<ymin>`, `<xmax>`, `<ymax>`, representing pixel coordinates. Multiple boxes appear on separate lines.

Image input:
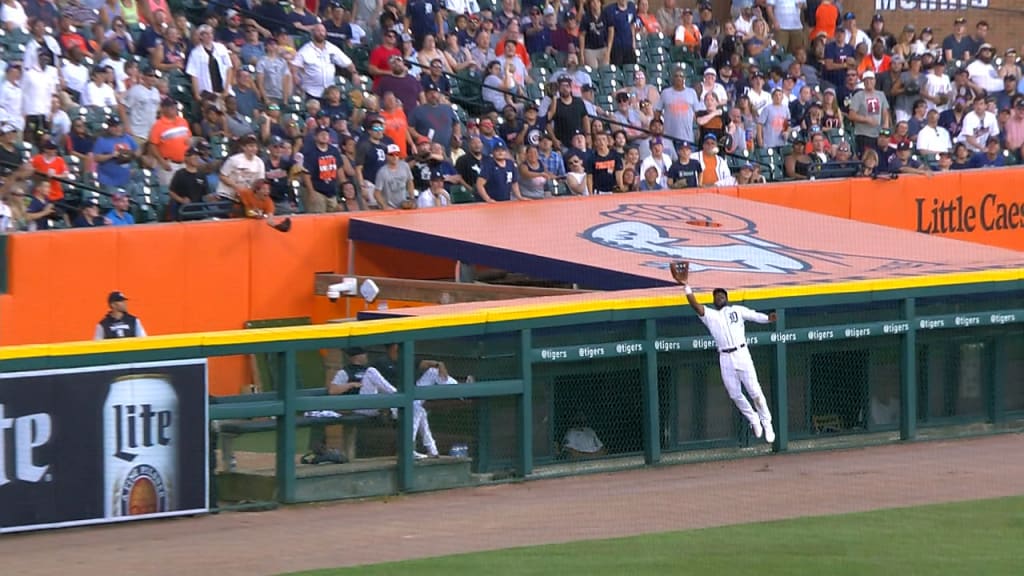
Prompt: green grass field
<box><xmin>283</xmin><ymin>496</ymin><xmax>1024</xmax><ymax>576</ymax></box>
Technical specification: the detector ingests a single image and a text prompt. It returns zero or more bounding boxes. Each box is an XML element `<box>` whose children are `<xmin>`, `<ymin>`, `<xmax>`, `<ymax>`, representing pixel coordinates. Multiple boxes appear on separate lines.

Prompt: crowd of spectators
<box><xmin>0</xmin><ymin>0</ymin><xmax>1021</xmax><ymax>232</ymax></box>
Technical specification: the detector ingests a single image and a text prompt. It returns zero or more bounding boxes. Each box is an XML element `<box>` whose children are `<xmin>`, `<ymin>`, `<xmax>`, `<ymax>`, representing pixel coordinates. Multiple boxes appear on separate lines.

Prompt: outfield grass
<box><xmin>283</xmin><ymin>496</ymin><xmax>1024</xmax><ymax>576</ymax></box>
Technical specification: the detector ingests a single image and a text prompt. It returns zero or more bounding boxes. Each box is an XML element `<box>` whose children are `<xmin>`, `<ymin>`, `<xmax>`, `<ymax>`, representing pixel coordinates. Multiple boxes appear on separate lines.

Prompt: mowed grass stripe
<box><xmin>282</xmin><ymin>495</ymin><xmax>1024</xmax><ymax>576</ymax></box>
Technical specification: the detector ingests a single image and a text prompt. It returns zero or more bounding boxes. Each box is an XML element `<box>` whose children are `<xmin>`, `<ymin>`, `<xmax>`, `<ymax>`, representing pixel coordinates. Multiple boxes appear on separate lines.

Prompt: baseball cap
<box><xmin>416</xmin><ymin>135</ymin><xmax>430</xmax><ymax>144</ymax></box>
<box><xmin>386</xmin><ymin>143</ymin><xmax>401</xmax><ymax>155</ymax></box>
<box><xmin>616</xmin><ymin>92</ymin><xmax>630</xmax><ymax>103</ymax></box>
<box><xmin>650</xmin><ymin>136</ymin><xmax>663</xmax><ymax>146</ymax></box>
<box><xmin>703</xmin><ymin>133</ymin><xmax>717</xmax><ymax>142</ymax></box>
<box><xmin>42</xmin><ymin>140</ymin><xmax>58</xmax><ymax>150</ymax></box>
<box><xmin>226</xmin><ymin>8</ymin><xmax>239</xmax><ymax>18</ymax></box>
<box><xmin>740</xmin><ymin>161</ymin><xmax>754</xmax><ymax>170</ymax></box>
<box><xmin>954</xmin><ymin>16</ymin><xmax>966</xmax><ymax>24</ymax></box>
<box><xmin>979</xmin><ymin>43</ymin><xmax>994</xmax><ymax>51</ymax></box>
<box><xmin>557</xmin><ymin>75</ymin><xmax>572</xmax><ymax>85</ymax></box>
<box><xmin>525</xmin><ymin>101</ymin><xmax>538</xmax><ymax>112</ymax></box>
<box><xmin>316</xmin><ymin>109</ymin><xmax>331</xmax><ymax>119</ymax></box>
<box><xmin>843</xmin><ymin>11</ymin><xmax>856</xmax><ymax>20</ymax></box>
<box><xmin>492</xmin><ymin>140</ymin><xmax>507</xmax><ymax>149</ymax></box>
<box><xmin>108</xmin><ymin>291</ymin><xmax>128</xmax><ymax>304</ymax></box>
<box><xmin>346</xmin><ymin>347</ymin><xmax>367</xmax><ymax>356</ymax></box>
<box><xmin>240</xmin><ymin>134</ymin><xmax>258</xmax><ymax>145</ymax></box>
<box><xmin>107</xmin><ymin>115</ymin><xmax>122</xmax><ymax>126</ymax></box>
<box><xmin>112</xmin><ymin>192</ymin><xmax>128</xmax><ymax>200</ymax></box>
<box><xmin>676</xmin><ymin>140</ymin><xmax>693</xmax><ymax>150</ymax></box>
<box><xmin>872</xmin><ymin>13</ymin><xmax>883</xmax><ymax>21</ymax></box>
<box><xmin>897</xmin><ymin>141</ymin><xmax>912</xmax><ymax>151</ymax></box>
<box><xmin>143</xmin><ymin>68</ymin><xmax>158</xmax><ymax>77</ymax></box>
<box><xmin>704</xmin><ymin>67</ymin><xmax>717</xmax><ymax>76</ymax></box>
<box><xmin>423</xmin><ymin>79</ymin><xmax>439</xmax><ymax>92</ymax></box>
<box><xmin>861</xmin><ymin>70</ymin><xmax>876</xmax><ymax>80</ymax></box>
<box><xmin>185</xmin><ymin>145</ymin><xmax>204</xmax><ymax>157</ymax></box>
<box><xmin>430</xmin><ymin>171</ymin><xmax>444</xmax><ymax>181</ymax></box>
<box><xmin>772</xmin><ymin>86</ymin><xmax>783</xmax><ymax>94</ymax></box>
<box><xmin>161</xmin><ymin>96</ymin><xmax>177</xmax><ymax>107</ymax></box>
<box><xmin>269</xmin><ymin>135</ymin><xmax>286</xmax><ymax>146</ymax></box>
<box><xmin>922</xmin><ymin>26</ymin><xmax>933</xmax><ymax>34</ymax></box>
<box><xmin>1</xmin><ymin>122</ymin><xmax>19</xmax><ymax>133</ymax></box>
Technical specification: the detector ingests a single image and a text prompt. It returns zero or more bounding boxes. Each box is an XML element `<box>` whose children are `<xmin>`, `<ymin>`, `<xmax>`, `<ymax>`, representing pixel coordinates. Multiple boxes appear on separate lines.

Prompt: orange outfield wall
<box><xmin>0</xmin><ymin>214</ymin><xmax>455</xmax><ymax>395</ymax></box>
<box><xmin>2</xmin><ymin>169</ymin><xmax>1021</xmax><ymax>393</ymax></box>
<box><xmin>731</xmin><ymin>167</ymin><xmax>1024</xmax><ymax>252</ymax></box>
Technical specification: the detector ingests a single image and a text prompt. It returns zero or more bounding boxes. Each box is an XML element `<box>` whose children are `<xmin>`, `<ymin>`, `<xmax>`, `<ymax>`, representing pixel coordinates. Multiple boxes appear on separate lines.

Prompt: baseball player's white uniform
<box><xmin>413</xmin><ymin>367</ymin><xmax>458</xmax><ymax>458</ymax></box>
<box><xmin>698</xmin><ymin>304</ymin><xmax>775</xmax><ymax>442</ymax></box>
<box><xmin>319</xmin><ymin>365</ymin><xmax>456</xmax><ymax>458</ymax></box>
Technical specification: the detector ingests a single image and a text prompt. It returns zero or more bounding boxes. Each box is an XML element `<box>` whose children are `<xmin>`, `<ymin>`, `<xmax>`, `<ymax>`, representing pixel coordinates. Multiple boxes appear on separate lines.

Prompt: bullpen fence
<box><xmin>1</xmin><ymin>275</ymin><xmax>1023</xmax><ymax>513</ymax></box>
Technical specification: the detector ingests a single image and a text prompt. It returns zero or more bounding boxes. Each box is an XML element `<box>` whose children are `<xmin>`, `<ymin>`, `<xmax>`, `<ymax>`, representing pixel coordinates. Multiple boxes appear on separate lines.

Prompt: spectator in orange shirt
<box><xmin>811</xmin><ymin>0</ymin><xmax>839</xmax><ymax>41</ymax></box>
<box><xmin>31</xmin><ymin>140</ymin><xmax>67</xmax><ymax>202</ymax></box>
<box><xmin>148</xmin><ymin>97</ymin><xmax>193</xmax><ymax>188</ymax></box>
<box><xmin>673</xmin><ymin>8</ymin><xmax>701</xmax><ymax>49</ymax></box>
<box><xmin>380</xmin><ymin>91</ymin><xmax>412</xmax><ymax>158</ymax></box>
<box><xmin>237</xmin><ymin>179</ymin><xmax>276</xmax><ymax>219</ymax></box>
<box><xmin>858</xmin><ymin>39</ymin><xmax>892</xmax><ymax>76</ymax></box>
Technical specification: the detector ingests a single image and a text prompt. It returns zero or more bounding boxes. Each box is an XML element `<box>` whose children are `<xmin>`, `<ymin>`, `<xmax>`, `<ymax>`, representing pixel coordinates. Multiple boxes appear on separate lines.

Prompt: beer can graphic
<box><xmin>103</xmin><ymin>375</ymin><xmax>179</xmax><ymax>518</ymax></box>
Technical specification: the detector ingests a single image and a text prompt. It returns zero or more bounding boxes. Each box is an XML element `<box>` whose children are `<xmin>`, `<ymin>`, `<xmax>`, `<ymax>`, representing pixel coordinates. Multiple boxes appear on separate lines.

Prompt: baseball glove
<box><xmin>272</xmin><ymin>217</ymin><xmax>292</xmax><ymax>232</ymax></box>
<box><xmin>400</xmin><ymin>199</ymin><xmax>416</xmax><ymax>210</ymax></box>
<box><xmin>670</xmin><ymin>261</ymin><xmax>690</xmax><ymax>285</ymax></box>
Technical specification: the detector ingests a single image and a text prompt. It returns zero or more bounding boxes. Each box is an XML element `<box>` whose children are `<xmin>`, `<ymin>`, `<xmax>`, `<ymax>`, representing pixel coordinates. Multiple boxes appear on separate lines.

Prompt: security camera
<box><xmin>326</xmin><ymin>278</ymin><xmax>358</xmax><ymax>302</ymax></box>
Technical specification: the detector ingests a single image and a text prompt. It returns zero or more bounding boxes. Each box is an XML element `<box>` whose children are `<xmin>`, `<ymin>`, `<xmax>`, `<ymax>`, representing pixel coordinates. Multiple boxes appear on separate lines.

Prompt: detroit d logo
<box><xmin>583</xmin><ymin>204</ymin><xmax>812</xmax><ymax>274</ymax></box>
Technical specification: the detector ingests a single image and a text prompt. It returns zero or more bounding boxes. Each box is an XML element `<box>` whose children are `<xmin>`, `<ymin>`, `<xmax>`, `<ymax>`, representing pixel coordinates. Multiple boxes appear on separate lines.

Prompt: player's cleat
<box><xmin>763</xmin><ymin>420</ymin><xmax>776</xmax><ymax>444</ymax></box>
<box><xmin>414</xmin><ymin>451</ymin><xmax>429</xmax><ymax>459</ymax></box>
<box><xmin>750</xmin><ymin>419</ymin><xmax>763</xmax><ymax>439</ymax></box>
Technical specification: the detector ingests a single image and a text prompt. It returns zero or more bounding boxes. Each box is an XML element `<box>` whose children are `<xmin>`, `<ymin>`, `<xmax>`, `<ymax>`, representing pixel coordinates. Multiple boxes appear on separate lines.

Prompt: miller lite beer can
<box><xmin>103</xmin><ymin>375</ymin><xmax>179</xmax><ymax>518</ymax></box>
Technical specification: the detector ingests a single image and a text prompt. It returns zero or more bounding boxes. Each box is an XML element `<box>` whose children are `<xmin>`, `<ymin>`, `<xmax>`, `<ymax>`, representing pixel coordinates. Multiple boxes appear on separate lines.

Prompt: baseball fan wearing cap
<box><xmin>303</xmin><ymin>125</ymin><xmax>345</xmax><ymax>212</ymax></box>
<box><xmin>847</xmin><ymin>70</ymin><xmax>891</xmax><ymax>153</ymax></box>
<box><xmin>148</xmin><ymin>96</ymin><xmax>193</xmax><ymax>188</ymax></box>
<box><xmin>476</xmin><ymin>140</ymin><xmax>525</xmax><ymax>202</ymax></box>
<box><xmin>887</xmin><ymin>140</ymin><xmax>931</xmax><ymax>175</ymax></box>
<box><xmin>355</xmin><ymin>116</ymin><xmax>392</xmax><ymax>207</ymax></box>
<box><xmin>696</xmin><ymin>132</ymin><xmax>734</xmax><ymax>186</ymax></box>
<box><xmin>375</xmin><ymin>143</ymin><xmax>416</xmax><ymax>209</ymax></box>
<box><xmin>93</xmin><ymin>115</ymin><xmax>139</xmax><ymax>189</ymax></box>
<box><xmin>942</xmin><ymin>16</ymin><xmax>972</xmax><ymax>63</ymax></box>
<box><xmin>168</xmin><ymin>145</ymin><xmax>212</xmax><ymax>220</ymax></box>
<box><xmin>95</xmin><ymin>291</ymin><xmax>147</xmax><ymax>340</ymax></box>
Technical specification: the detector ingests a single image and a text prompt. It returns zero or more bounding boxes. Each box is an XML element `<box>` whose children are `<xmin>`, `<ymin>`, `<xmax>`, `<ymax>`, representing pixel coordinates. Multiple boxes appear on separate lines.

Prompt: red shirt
<box><xmin>369</xmin><ymin>46</ymin><xmax>401</xmax><ymax>87</ymax></box>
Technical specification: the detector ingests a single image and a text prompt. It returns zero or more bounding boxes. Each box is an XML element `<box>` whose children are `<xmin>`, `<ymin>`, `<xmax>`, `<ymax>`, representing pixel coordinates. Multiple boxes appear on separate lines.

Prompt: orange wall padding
<box><xmin>0</xmin><ymin>214</ymin><xmax>455</xmax><ymax>395</ymax></box>
<box><xmin>734</xmin><ymin>168</ymin><xmax>1024</xmax><ymax>252</ymax></box>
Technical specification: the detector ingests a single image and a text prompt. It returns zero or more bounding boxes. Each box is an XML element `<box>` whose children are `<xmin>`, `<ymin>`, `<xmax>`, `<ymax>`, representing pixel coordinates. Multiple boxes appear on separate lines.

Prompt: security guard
<box><xmin>94</xmin><ymin>291</ymin><xmax>147</xmax><ymax>340</ymax></box>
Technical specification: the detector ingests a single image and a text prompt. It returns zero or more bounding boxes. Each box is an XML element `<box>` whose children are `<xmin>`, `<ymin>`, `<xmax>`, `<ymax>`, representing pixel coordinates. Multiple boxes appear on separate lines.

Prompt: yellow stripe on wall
<box><xmin>1</xmin><ymin>269</ymin><xmax>1020</xmax><ymax>361</ymax></box>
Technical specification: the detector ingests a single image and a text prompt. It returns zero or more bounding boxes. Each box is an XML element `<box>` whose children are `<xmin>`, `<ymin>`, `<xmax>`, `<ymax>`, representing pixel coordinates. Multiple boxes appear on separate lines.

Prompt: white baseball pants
<box><xmin>719</xmin><ymin>348</ymin><xmax>772</xmax><ymax>427</ymax></box>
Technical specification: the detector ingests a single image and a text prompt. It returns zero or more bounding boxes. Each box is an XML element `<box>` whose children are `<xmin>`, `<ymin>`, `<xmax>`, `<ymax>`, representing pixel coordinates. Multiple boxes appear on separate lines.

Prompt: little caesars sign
<box><xmin>875</xmin><ymin>0</ymin><xmax>988</xmax><ymax>9</ymax></box>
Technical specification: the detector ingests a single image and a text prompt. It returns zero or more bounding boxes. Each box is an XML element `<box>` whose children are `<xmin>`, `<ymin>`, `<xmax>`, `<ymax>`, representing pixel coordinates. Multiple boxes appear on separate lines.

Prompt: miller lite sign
<box><xmin>1</xmin><ymin>360</ymin><xmax>207</xmax><ymax>534</ymax></box>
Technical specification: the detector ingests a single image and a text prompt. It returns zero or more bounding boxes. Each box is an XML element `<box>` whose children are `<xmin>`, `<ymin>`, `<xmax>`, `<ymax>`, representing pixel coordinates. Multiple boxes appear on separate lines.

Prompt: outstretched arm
<box><xmin>670</xmin><ymin>261</ymin><xmax>705</xmax><ymax>317</ymax></box>
<box><xmin>740</xmin><ymin>307</ymin><xmax>776</xmax><ymax>324</ymax></box>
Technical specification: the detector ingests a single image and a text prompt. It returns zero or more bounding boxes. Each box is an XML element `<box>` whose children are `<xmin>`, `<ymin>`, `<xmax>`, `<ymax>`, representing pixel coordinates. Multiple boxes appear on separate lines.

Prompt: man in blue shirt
<box><xmin>823</xmin><ymin>32</ymin><xmax>856</xmax><ymax>89</ymax></box>
<box><xmin>476</xmin><ymin>142</ymin><xmax>523</xmax><ymax>202</ymax></box>
<box><xmin>969</xmin><ymin>138</ymin><xmax>1007</xmax><ymax>169</ymax></box>
<box><xmin>407</xmin><ymin>0</ymin><xmax>445</xmax><ymax>49</ymax></box>
<box><xmin>93</xmin><ymin>117</ymin><xmax>139</xmax><ymax>189</ymax></box>
<box><xmin>106</xmin><ymin>192</ymin><xmax>136</xmax><ymax>226</ymax></box>
<box><xmin>602</xmin><ymin>0</ymin><xmax>637</xmax><ymax>67</ymax></box>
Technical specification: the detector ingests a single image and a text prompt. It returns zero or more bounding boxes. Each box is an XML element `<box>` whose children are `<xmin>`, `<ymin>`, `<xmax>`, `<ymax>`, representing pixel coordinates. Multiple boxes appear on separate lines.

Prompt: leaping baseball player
<box><xmin>671</xmin><ymin>261</ymin><xmax>777</xmax><ymax>444</ymax></box>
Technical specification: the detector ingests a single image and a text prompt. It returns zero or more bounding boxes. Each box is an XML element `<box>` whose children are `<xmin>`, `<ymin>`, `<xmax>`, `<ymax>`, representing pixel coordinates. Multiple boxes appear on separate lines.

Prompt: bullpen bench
<box><xmin>212</xmin><ymin>390</ymin><xmax>372</xmax><ymax>469</ymax></box>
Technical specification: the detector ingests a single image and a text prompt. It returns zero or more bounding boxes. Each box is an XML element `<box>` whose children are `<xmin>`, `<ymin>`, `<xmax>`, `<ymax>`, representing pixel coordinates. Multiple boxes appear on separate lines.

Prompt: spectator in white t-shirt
<box><xmin>958</xmin><ymin>96</ymin><xmax>999</xmax><ymax>152</ymax></box>
<box><xmin>916</xmin><ymin>109</ymin><xmax>952</xmax><ymax>156</ymax></box>
<box><xmin>216</xmin><ymin>134</ymin><xmax>266</xmax><ymax>200</ymax></box>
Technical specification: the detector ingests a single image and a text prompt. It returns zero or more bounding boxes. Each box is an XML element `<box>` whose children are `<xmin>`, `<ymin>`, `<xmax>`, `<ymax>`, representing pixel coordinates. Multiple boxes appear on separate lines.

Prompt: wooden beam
<box><xmin>314</xmin><ymin>274</ymin><xmax>588</xmax><ymax>304</ymax></box>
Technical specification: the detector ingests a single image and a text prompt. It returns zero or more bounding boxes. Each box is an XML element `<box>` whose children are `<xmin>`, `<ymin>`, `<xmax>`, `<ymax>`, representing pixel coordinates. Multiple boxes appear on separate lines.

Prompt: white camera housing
<box><xmin>326</xmin><ymin>278</ymin><xmax>358</xmax><ymax>302</ymax></box>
